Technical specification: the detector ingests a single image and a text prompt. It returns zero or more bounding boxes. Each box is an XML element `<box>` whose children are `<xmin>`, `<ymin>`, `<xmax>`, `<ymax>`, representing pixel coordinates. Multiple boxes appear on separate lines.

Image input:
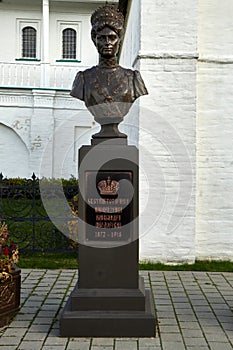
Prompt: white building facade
<box><xmin>1</xmin><ymin>0</ymin><xmax>233</xmax><ymax>262</ymax></box>
<box><xmin>0</xmin><ymin>0</ymin><xmax>109</xmax><ymax>178</ymax></box>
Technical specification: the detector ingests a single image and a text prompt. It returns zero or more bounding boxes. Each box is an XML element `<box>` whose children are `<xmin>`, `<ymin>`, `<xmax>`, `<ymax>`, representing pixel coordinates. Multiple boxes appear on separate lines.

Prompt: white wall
<box><xmin>196</xmin><ymin>0</ymin><xmax>233</xmax><ymax>260</ymax></box>
<box><xmin>121</xmin><ymin>0</ymin><xmax>233</xmax><ymax>262</ymax></box>
<box><xmin>121</xmin><ymin>0</ymin><xmax>198</xmax><ymax>263</ymax></box>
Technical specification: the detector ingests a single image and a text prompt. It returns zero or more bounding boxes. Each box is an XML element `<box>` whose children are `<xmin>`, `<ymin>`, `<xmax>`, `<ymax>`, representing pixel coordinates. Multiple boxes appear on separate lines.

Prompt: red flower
<box><xmin>3</xmin><ymin>247</ymin><xmax>9</xmax><ymax>256</ymax></box>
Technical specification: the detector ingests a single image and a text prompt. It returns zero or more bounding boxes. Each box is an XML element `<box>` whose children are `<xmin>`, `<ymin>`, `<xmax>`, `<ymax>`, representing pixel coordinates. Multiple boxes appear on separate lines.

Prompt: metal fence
<box><xmin>0</xmin><ymin>173</ymin><xmax>79</xmax><ymax>253</ymax></box>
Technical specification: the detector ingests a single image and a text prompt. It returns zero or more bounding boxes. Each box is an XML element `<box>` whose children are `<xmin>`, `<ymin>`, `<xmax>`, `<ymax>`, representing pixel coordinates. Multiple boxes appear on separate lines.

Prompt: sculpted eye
<box><xmin>97</xmin><ymin>35</ymin><xmax>105</xmax><ymax>41</ymax></box>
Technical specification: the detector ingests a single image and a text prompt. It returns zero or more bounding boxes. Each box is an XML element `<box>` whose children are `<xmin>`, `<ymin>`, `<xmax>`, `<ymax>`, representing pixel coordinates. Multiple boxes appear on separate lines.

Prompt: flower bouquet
<box><xmin>0</xmin><ymin>222</ymin><xmax>19</xmax><ymax>283</ymax></box>
<box><xmin>0</xmin><ymin>222</ymin><xmax>20</xmax><ymax>328</ymax></box>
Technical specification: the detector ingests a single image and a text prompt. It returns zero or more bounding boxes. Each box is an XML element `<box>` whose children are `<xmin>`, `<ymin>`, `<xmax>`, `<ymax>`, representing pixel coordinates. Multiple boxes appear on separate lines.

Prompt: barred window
<box><xmin>62</xmin><ymin>28</ymin><xmax>76</xmax><ymax>59</ymax></box>
<box><xmin>22</xmin><ymin>26</ymin><xmax>36</xmax><ymax>58</ymax></box>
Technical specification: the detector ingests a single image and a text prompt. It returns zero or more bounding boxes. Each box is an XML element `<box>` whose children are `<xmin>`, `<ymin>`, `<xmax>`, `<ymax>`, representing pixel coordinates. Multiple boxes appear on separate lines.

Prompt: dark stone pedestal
<box><xmin>60</xmin><ymin>141</ymin><xmax>156</xmax><ymax>337</ymax></box>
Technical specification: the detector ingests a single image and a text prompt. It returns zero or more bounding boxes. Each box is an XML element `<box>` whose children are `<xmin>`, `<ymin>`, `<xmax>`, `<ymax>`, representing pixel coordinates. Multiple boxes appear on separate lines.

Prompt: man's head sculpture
<box><xmin>70</xmin><ymin>4</ymin><xmax>148</xmax><ymax>140</ymax></box>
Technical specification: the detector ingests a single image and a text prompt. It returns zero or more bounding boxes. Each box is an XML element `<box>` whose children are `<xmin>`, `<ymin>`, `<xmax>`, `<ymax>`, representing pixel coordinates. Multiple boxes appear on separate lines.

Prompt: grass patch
<box><xmin>18</xmin><ymin>253</ymin><xmax>233</xmax><ymax>272</ymax></box>
<box><xmin>139</xmin><ymin>260</ymin><xmax>233</xmax><ymax>272</ymax></box>
<box><xmin>18</xmin><ymin>252</ymin><xmax>78</xmax><ymax>269</ymax></box>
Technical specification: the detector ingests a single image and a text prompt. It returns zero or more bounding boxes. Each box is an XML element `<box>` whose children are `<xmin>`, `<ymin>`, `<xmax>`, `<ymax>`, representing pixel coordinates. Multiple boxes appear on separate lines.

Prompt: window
<box><xmin>57</xmin><ymin>21</ymin><xmax>81</xmax><ymax>61</ymax></box>
<box><xmin>22</xmin><ymin>26</ymin><xmax>37</xmax><ymax>58</ymax></box>
<box><xmin>62</xmin><ymin>28</ymin><xmax>76</xmax><ymax>59</ymax></box>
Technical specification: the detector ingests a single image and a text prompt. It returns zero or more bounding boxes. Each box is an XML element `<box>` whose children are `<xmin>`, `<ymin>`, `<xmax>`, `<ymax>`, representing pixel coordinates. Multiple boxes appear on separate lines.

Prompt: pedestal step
<box><xmin>71</xmin><ymin>276</ymin><xmax>146</xmax><ymax>311</ymax></box>
<box><xmin>60</xmin><ymin>290</ymin><xmax>156</xmax><ymax>337</ymax></box>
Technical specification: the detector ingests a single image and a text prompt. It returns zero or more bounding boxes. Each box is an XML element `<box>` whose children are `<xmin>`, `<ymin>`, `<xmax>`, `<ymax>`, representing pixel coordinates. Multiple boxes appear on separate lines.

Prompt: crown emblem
<box><xmin>97</xmin><ymin>176</ymin><xmax>119</xmax><ymax>196</ymax></box>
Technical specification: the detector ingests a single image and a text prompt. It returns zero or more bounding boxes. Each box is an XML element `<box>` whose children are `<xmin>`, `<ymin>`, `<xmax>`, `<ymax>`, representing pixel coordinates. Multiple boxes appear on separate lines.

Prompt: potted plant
<box><xmin>0</xmin><ymin>222</ymin><xmax>20</xmax><ymax>328</ymax></box>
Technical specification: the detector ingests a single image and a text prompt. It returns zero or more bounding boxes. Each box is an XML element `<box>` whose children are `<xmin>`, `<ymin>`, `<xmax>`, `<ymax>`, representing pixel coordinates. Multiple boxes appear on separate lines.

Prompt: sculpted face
<box><xmin>94</xmin><ymin>26</ymin><xmax>120</xmax><ymax>58</ymax></box>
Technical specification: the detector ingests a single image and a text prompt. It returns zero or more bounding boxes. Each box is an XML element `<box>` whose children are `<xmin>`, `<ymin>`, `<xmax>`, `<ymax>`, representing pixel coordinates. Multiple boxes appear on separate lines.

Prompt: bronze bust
<box><xmin>70</xmin><ymin>4</ymin><xmax>148</xmax><ymax>139</ymax></box>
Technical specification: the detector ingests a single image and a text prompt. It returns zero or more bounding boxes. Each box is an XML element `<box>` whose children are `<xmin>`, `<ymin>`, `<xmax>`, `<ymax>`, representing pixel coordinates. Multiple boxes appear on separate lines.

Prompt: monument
<box><xmin>60</xmin><ymin>4</ymin><xmax>156</xmax><ymax>337</ymax></box>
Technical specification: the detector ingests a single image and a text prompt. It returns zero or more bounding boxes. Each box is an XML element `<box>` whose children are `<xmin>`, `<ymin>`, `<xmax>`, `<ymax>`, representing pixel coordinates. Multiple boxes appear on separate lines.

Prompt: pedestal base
<box><xmin>60</xmin><ymin>289</ymin><xmax>156</xmax><ymax>337</ymax></box>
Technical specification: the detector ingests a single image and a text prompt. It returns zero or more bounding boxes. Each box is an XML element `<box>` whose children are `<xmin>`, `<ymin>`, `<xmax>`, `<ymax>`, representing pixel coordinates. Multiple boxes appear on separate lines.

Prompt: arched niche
<box><xmin>0</xmin><ymin>123</ymin><xmax>29</xmax><ymax>178</ymax></box>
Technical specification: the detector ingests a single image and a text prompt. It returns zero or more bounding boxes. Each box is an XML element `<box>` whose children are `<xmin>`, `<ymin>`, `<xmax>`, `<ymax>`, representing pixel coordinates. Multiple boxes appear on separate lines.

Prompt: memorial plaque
<box><xmin>85</xmin><ymin>171</ymin><xmax>133</xmax><ymax>242</ymax></box>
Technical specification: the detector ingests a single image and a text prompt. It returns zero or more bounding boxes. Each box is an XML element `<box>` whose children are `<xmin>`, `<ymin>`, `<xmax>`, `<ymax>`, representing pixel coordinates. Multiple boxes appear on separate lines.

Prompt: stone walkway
<box><xmin>0</xmin><ymin>270</ymin><xmax>233</xmax><ymax>350</ymax></box>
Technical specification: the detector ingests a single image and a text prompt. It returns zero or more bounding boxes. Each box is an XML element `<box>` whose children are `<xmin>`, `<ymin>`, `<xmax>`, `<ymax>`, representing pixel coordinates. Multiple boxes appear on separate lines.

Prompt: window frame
<box><xmin>57</xmin><ymin>21</ymin><xmax>81</xmax><ymax>62</ymax></box>
<box><xmin>16</xmin><ymin>19</ymin><xmax>41</xmax><ymax>61</ymax></box>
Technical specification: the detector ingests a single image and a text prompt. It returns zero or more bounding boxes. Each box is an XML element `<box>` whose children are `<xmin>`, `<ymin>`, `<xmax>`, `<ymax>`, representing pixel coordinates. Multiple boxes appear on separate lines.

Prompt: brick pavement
<box><xmin>0</xmin><ymin>270</ymin><xmax>232</xmax><ymax>350</ymax></box>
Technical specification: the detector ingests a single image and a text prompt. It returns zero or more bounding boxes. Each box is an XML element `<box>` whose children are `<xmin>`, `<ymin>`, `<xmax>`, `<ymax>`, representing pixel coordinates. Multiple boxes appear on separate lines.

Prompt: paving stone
<box><xmin>186</xmin><ymin>347</ymin><xmax>209</xmax><ymax>350</ymax></box>
<box><xmin>20</xmin><ymin>307</ymin><xmax>41</xmax><ymax>314</ymax></box>
<box><xmin>138</xmin><ymin>337</ymin><xmax>160</xmax><ymax>346</ymax></box>
<box><xmin>8</xmin><ymin>320</ymin><xmax>32</xmax><ymax>328</ymax></box>
<box><xmin>158</xmin><ymin>318</ymin><xmax>178</xmax><ymax>325</ymax></box>
<box><xmin>172</xmin><ymin>303</ymin><xmax>192</xmax><ymax>309</ymax></box>
<box><xmin>43</xmin><ymin>298</ymin><xmax>61</xmax><ymax>304</ymax></box>
<box><xmin>198</xmin><ymin>318</ymin><xmax>220</xmax><ymax>327</ymax></box>
<box><xmin>177</xmin><ymin>314</ymin><xmax>198</xmax><ymax>322</ymax></box>
<box><xmin>33</xmin><ymin>317</ymin><xmax>54</xmax><ymax>325</ymax></box>
<box><xmin>28</xmin><ymin>324</ymin><xmax>51</xmax><ymax>333</ymax></box>
<box><xmin>23</xmin><ymin>332</ymin><xmax>47</xmax><ymax>342</ymax></box>
<box><xmin>156</xmin><ymin>311</ymin><xmax>176</xmax><ymax>318</ymax></box>
<box><xmin>204</xmin><ymin>332</ymin><xmax>229</xmax><ymax>342</ymax></box>
<box><xmin>159</xmin><ymin>325</ymin><xmax>180</xmax><ymax>333</ymax></box>
<box><xmin>14</xmin><ymin>313</ymin><xmax>35</xmax><ymax>321</ymax></box>
<box><xmin>67</xmin><ymin>341</ymin><xmax>91</xmax><ymax>350</ymax></box>
<box><xmin>3</xmin><ymin>327</ymin><xmax>27</xmax><ymax>338</ymax></box>
<box><xmin>115</xmin><ymin>340</ymin><xmax>138</xmax><ymax>350</ymax></box>
<box><xmin>175</xmin><ymin>308</ymin><xmax>195</xmax><ymax>315</ymax></box>
<box><xmin>184</xmin><ymin>337</ymin><xmax>208</xmax><ymax>347</ymax></box>
<box><xmin>160</xmin><ymin>333</ymin><xmax>183</xmax><ymax>342</ymax></box>
<box><xmin>162</xmin><ymin>341</ymin><xmax>186</xmax><ymax>350</ymax></box>
<box><xmin>18</xmin><ymin>340</ymin><xmax>44</xmax><ymax>350</ymax></box>
<box><xmin>92</xmin><ymin>338</ymin><xmax>114</xmax><ymax>346</ymax></box>
<box><xmin>68</xmin><ymin>338</ymin><xmax>90</xmax><ymax>342</ymax></box>
<box><xmin>155</xmin><ymin>305</ymin><xmax>174</xmax><ymax>311</ymax></box>
<box><xmin>195</xmin><ymin>312</ymin><xmax>216</xmax><ymax>319</ymax></box>
<box><xmin>36</xmin><ymin>311</ymin><xmax>57</xmax><ymax>318</ymax></box>
<box><xmin>201</xmin><ymin>326</ymin><xmax>224</xmax><ymax>334</ymax></box>
<box><xmin>138</xmin><ymin>347</ymin><xmax>162</xmax><ymax>350</ymax></box>
<box><xmin>44</xmin><ymin>336</ymin><xmax>68</xmax><ymax>346</ymax></box>
<box><xmin>154</xmin><ymin>299</ymin><xmax>172</xmax><ymax>305</ymax></box>
<box><xmin>208</xmin><ymin>343</ymin><xmax>233</xmax><ymax>350</ymax></box>
<box><xmin>181</xmin><ymin>329</ymin><xmax>203</xmax><ymax>337</ymax></box>
<box><xmin>0</xmin><ymin>337</ymin><xmax>19</xmax><ymax>346</ymax></box>
<box><xmin>91</xmin><ymin>347</ymin><xmax>114</xmax><ymax>350</ymax></box>
<box><xmin>42</xmin><ymin>347</ymin><xmax>66</xmax><ymax>350</ymax></box>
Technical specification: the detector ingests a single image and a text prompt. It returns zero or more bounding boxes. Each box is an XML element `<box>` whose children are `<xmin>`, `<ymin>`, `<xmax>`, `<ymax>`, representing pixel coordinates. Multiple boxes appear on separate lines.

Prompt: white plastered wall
<box><xmin>196</xmin><ymin>0</ymin><xmax>233</xmax><ymax>260</ymax></box>
<box><xmin>120</xmin><ymin>0</ymin><xmax>197</xmax><ymax>263</ymax></box>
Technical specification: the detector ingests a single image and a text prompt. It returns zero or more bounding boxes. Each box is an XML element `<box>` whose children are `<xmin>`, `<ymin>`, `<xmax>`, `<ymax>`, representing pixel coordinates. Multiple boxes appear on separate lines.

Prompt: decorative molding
<box><xmin>0</xmin><ymin>91</ymin><xmax>33</xmax><ymax>107</ymax></box>
<box><xmin>198</xmin><ymin>55</ymin><xmax>233</xmax><ymax>64</ymax></box>
<box><xmin>32</xmin><ymin>89</ymin><xmax>56</xmax><ymax>108</ymax></box>
<box><xmin>133</xmin><ymin>51</ymin><xmax>199</xmax><ymax>66</ymax></box>
<box><xmin>0</xmin><ymin>88</ymin><xmax>85</xmax><ymax>110</ymax></box>
<box><xmin>54</xmin><ymin>95</ymin><xmax>85</xmax><ymax>110</ymax></box>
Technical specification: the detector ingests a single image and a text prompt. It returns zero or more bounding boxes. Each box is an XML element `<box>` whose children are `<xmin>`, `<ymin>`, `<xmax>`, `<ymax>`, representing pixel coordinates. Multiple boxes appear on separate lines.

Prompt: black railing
<box><xmin>0</xmin><ymin>173</ymin><xmax>78</xmax><ymax>253</ymax></box>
